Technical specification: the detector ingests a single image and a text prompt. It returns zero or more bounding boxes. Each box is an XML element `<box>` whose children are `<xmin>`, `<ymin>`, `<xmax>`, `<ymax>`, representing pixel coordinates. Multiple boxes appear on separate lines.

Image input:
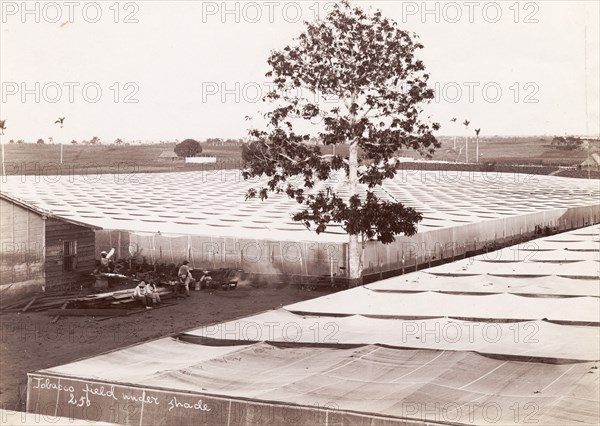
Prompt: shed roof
<box><xmin>581</xmin><ymin>153</ymin><xmax>600</xmax><ymax>166</ymax></box>
<box><xmin>158</xmin><ymin>150</ymin><xmax>179</xmax><ymax>158</ymax></box>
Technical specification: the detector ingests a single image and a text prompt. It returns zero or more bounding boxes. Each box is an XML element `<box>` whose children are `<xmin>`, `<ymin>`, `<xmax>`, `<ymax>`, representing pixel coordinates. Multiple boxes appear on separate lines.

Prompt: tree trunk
<box><xmin>348</xmin><ymin>233</ymin><xmax>362</xmax><ymax>287</ymax></box>
<box><xmin>347</xmin><ymin>138</ymin><xmax>362</xmax><ymax>287</ymax></box>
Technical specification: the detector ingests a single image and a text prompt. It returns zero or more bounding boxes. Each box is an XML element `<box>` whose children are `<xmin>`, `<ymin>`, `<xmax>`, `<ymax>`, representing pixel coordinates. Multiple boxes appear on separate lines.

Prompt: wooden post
<box><xmin>1</xmin><ymin>136</ymin><xmax>5</xmax><ymax>176</ymax></box>
<box><xmin>117</xmin><ymin>232</ymin><xmax>121</xmax><ymax>260</ymax></box>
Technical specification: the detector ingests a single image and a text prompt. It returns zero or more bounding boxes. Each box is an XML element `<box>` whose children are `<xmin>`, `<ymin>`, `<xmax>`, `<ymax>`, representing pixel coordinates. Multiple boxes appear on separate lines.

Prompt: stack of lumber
<box><xmin>1</xmin><ymin>286</ymin><xmax>174</xmax><ymax>318</ymax></box>
<box><xmin>0</xmin><ymin>291</ymin><xmax>88</xmax><ymax>313</ymax></box>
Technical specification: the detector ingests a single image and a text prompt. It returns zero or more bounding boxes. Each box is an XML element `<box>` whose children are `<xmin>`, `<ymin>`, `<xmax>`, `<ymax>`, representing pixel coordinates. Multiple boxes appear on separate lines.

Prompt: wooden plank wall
<box><xmin>0</xmin><ymin>198</ymin><xmax>45</xmax><ymax>286</ymax></box>
<box><xmin>44</xmin><ymin>218</ymin><xmax>96</xmax><ymax>291</ymax></box>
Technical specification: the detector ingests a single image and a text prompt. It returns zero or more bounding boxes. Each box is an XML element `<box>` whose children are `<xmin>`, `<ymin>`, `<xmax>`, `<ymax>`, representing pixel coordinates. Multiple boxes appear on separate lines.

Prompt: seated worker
<box><xmin>199</xmin><ymin>271</ymin><xmax>213</xmax><ymax>289</ymax></box>
<box><xmin>133</xmin><ymin>281</ymin><xmax>153</xmax><ymax>309</ymax></box>
<box><xmin>176</xmin><ymin>260</ymin><xmax>193</xmax><ymax>298</ymax></box>
<box><xmin>146</xmin><ymin>281</ymin><xmax>161</xmax><ymax>305</ymax></box>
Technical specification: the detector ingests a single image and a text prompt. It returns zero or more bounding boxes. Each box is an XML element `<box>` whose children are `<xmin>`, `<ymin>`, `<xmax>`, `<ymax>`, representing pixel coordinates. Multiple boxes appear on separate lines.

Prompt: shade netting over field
<box><xmin>29</xmin><ymin>340</ymin><xmax>599</xmax><ymax>425</ymax></box>
<box><xmin>183</xmin><ymin>309</ymin><xmax>599</xmax><ymax>361</ymax></box>
<box><xmin>285</xmin><ymin>289</ymin><xmax>598</xmax><ymax>323</ymax></box>
<box><xmin>287</xmin><ymin>226</ymin><xmax>600</xmax><ymax>324</ymax></box>
<box><xmin>365</xmin><ymin>226</ymin><xmax>599</xmax><ymax>297</ymax></box>
<box><xmin>370</xmin><ymin>274</ymin><xmax>599</xmax><ymax>296</ymax></box>
<box><xmin>28</xmin><ymin>226</ymin><xmax>600</xmax><ymax>425</ymax></box>
<box><xmin>3</xmin><ymin>172</ymin><xmax>598</xmax><ymax>278</ymax></box>
<box><xmin>2</xmin><ymin>171</ymin><xmax>598</xmax><ymax>241</ymax></box>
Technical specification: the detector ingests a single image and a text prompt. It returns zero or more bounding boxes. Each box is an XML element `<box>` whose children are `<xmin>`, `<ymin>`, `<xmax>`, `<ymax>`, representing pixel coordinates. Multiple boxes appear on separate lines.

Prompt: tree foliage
<box><xmin>36</xmin><ymin>138</ymin><xmax>45</xmax><ymax>144</ymax></box>
<box><xmin>206</xmin><ymin>137</ymin><xmax>244</xmax><ymax>146</ymax></box>
<box><xmin>242</xmin><ymin>1</ymin><xmax>440</xmax><ymax>278</ymax></box>
<box><xmin>551</xmin><ymin>136</ymin><xmax>583</xmax><ymax>151</ymax></box>
<box><xmin>174</xmin><ymin>139</ymin><xmax>202</xmax><ymax>158</ymax></box>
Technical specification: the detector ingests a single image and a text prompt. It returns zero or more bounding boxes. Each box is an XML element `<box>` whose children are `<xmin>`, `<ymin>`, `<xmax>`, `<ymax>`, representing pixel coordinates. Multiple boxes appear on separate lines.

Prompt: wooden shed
<box><xmin>158</xmin><ymin>151</ymin><xmax>180</xmax><ymax>161</ymax></box>
<box><xmin>0</xmin><ymin>193</ymin><xmax>101</xmax><ymax>303</ymax></box>
<box><xmin>581</xmin><ymin>153</ymin><xmax>600</xmax><ymax>169</ymax></box>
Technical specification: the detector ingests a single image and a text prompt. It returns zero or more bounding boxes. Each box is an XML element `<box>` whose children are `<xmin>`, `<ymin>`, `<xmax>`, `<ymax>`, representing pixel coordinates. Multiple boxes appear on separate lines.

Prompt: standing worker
<box><xmin>177</xmin><ymin>260</ymin><xmax>192</xmax><ymax>298</ymax></box>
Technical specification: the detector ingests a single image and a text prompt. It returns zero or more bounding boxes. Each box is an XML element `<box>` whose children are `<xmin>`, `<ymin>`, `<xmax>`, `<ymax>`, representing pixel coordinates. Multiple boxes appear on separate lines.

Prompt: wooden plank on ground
<box><xmin>21</xmin><ymin>297</ymin><xmax>37</xmax><ymax>313</ymax></box>
<box><xmin>1</xmin><ymin>299</ymin><xmax>32</xmax><ymax>311</ymax></box>
<box><xmin>51</xmin><ymin>302</ymin><xmax>69</xmax><ymax>323</ymax></box>
<box><xmin>46</xmin><ymin>308</ymin><xmax>129</xmax><ymax>317</ymax></box>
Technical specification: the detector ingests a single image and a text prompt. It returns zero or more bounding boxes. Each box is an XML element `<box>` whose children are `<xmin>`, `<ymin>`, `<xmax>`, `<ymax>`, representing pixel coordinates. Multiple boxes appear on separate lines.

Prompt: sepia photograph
<box><xmin>0</xmin><ymin>1</ymin><xmax>599</xmax><ymax>425</ymax></box>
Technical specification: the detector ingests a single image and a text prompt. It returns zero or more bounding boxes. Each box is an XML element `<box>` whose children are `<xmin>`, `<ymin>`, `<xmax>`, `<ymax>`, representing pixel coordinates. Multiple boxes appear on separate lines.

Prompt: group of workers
<box><xmin>132</xmin><ymin>260</ymin><xmax>197</xmax><ymax>309</ymax></box>
<box><xmin>96</xmin><ymin>248</ymin><xmax>200</xmax><ymax>309</ymax></box>
<box><xmin>133</xmin><ymin>280</ymin><xmax>162</xmax><ymax>309</ymax></box>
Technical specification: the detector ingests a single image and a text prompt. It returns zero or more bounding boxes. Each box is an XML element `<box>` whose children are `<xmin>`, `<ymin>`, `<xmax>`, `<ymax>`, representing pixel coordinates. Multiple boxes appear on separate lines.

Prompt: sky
<box><xmin>0</xmin><ymin>0</ymin><xmax>598</xmax><ymax>143</ymax></box>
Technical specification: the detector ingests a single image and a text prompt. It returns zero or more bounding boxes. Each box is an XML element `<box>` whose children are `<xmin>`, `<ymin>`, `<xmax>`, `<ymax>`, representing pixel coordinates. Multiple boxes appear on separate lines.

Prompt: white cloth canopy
<box><xmin>184</xmin><ymin>309</ymin><xmax>599</xmax><ymax>361</ymax></box>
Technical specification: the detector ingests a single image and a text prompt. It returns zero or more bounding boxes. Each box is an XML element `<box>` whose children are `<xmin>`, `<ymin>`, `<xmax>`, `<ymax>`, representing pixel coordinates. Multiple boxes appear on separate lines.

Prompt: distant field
<box><xmin>1</xmin><ymin>137</ymin><xmax>598</xmax><ymax>178</ymax></box>
<box><xmin>399</xmin><ymin>136</ymin><xmax>594</xmax><ymax>166</ymax></box>
<box><xmin>0</xmin><ymin>143</ymin><xmax>238</xmax><ymax>176</ymax></box>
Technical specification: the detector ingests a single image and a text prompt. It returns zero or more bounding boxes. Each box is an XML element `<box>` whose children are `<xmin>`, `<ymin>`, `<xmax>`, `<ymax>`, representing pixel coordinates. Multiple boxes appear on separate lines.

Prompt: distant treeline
<box><xmin>203</xmin><ymin>138</ymin><xmax>245</xmax><ymax>146</ymax></box>
<box><xmin>6</xmin><ymin>137</ymin><xmax>247</xmax><ymax>146</ymax></box>
<box><xmin>549</xmin><ymin>136</ymin><xmax>590</xmax><ymax>151</ymax></box>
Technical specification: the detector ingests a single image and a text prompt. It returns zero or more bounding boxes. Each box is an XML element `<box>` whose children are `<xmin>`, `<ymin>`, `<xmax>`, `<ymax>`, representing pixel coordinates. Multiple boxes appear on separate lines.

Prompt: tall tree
<box><xmin>174</xmin><ymin>139</ymin><xmax>202</xmax><ymax>157</ymax></box>
<box><xmin>242</xmin><ymin>0</ymin><xmax>440</xmax><ymax>286</ymax></box>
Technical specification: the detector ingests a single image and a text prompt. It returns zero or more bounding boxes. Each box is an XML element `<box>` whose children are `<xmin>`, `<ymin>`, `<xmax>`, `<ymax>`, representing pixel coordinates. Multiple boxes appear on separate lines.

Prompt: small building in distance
<box><xmin>581</xmin><ymin>153</ymin><xmax>600</xmax><ymax>169</ymax></box>
<box><xmin>158</xmin><ymin>151</ymin><xmax>180</xmax><ymax>161</ymax></box>
<box><xmin>0</xmin><ymin>193</ymin><xmax>101</xmax><ymax>304</ymax></box>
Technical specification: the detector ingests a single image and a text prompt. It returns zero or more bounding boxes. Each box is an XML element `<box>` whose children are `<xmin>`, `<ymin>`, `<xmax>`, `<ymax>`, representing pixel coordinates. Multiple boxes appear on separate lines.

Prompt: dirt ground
<box><xmin>0</xmin><ymin>284</ymin><xmax>327</xmax><ymax>412</ymax></box>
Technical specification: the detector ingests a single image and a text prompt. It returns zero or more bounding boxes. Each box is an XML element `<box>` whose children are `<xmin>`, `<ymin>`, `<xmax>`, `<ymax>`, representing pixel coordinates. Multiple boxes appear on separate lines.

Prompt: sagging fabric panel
<box><xmin>29</xmin><ymin>342</ymin><xmax>600</xmax><ymax>425</ymax></box>
<box><xmin>181</xmin><ymin>309</ymin><xmax>599</xmax><ymax>362</ymax></box>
